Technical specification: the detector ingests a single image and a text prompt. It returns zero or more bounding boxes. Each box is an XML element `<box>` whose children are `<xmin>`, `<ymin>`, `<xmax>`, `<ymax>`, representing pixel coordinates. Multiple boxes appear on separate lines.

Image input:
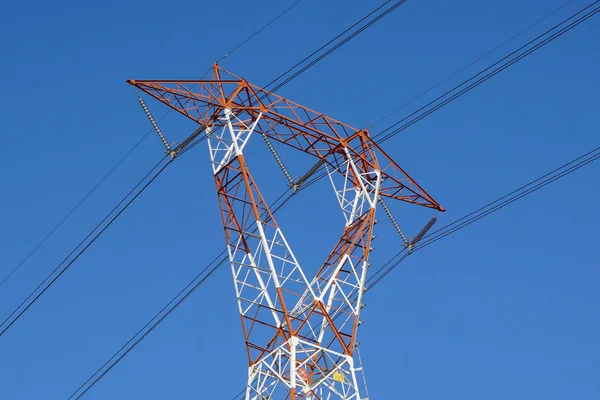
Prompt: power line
<box><xmin>264</xmin><ymin>0</ymin><xmax>408</xmax><ymax>92</ymax></box>
<box><xmin>68</xmin><ymin>250</ymin><xmax>228</xmax><ymax>400</ymax></box>
<box><xmin>373</xmin><ymin>0</ymin><xmax>600</xmax><ymax>143</ymax></box>
<box><xmin>0</xmin><ymin>157</ymin><xmax>172</xmax><ymax>337</ymax></box>
<box><xmin>216</xmin><ymin>0</ymin><xmax>305</xmax><ymax>64</ymax></box>
<box><xmin>417</xmin><ymin>149</ymin><xmax>600</xmax><ymax>250</ymax></box>
<box><xmin>264</xmin><ymin>0</ymin><xmax>396</xmax><ymax>89</ymax></box>
<box><xmin>424</xmin><ymin>145</ymin><xmax>600</xmax><ymax>242</ymax></box>
<box><xmin>0</xmin><ymin>127</ymin><xmax>157</xmax><ymax>291</ymax></box>
<box><xmin>368</xmin><ymin>0</ymin><xmax>577</xmax><ymax>129</ymax></box>
<box><xmin>367</xmin><ymin>145</ymin><xmax>600</xmax><ymax>289</ymax></box>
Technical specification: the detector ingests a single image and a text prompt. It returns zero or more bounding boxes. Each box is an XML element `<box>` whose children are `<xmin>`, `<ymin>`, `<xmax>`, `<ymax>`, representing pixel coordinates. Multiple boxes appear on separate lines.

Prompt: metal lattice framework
<box><xmin>128</xmin><ymin>64</ymin><xmax>444</xmax><ymax>400</ymax></box>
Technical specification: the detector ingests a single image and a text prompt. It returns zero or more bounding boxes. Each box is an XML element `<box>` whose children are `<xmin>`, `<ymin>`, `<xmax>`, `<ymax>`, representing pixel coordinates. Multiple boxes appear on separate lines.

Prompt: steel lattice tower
<box><xmin>129</xmin><ymin>64</ymin><xmax>444</xmax><ymax>399</ymax></box>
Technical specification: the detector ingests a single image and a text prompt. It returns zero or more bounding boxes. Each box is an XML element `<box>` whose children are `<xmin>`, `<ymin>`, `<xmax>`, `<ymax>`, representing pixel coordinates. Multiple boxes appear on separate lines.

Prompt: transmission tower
<box><xmin>129</xmin><ymin>64</ymin><xmax>444</xmax><ymax>399</ymax></box>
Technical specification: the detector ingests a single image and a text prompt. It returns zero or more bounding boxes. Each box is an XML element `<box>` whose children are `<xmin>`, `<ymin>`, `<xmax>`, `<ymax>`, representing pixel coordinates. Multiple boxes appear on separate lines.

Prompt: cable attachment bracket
<box><xmin>260</xmin><ymin>132</ymin><xmax>294</xmax><ymax>187</ymax></box>
<box><xmin>378</xmin><ymin>195</ymin><xmax>412</xmax><ymax>250</ymax></box>
<box><xmin>138</xmin><ymin>96</ymin><xmax>174</xmax><ymax>157</ymax></box>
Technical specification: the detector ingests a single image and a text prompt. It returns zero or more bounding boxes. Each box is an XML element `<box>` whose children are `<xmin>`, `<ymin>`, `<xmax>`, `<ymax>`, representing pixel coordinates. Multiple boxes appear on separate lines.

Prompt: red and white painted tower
<box><xmin>129</xmin><ymin>64</ymin><xmax>443</xmax><ymax>399</ymax></box>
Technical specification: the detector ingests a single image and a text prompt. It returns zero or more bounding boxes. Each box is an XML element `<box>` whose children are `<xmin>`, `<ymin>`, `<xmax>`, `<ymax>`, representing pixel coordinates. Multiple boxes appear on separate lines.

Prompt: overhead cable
<box><xmin>367</xmin><ymin>145</ymin><xmax>600</xmax><ymax>290</ymax></box>
<box><xmin>373</xmin><ymin>1</ymin><xmax>600</xmax><ymax>143</ymax></box>
<box><xmin>0</xmin><ymin>0</ymin><xmax>304</xmax><ymax>293</ymax></box>
<box><xmin>368</xmin><ymin>0</ymin><xmax>577</xmax><ymax>129</ymax></box>
<box><xmin>0</xmin><ymin>157</ymin><xmax>172</xmax><ymax>337</ymax></box>
<box><xmin>0</xmin><ymin>128</ymin><xmax>157</xmax><ymax>291</ymax></box>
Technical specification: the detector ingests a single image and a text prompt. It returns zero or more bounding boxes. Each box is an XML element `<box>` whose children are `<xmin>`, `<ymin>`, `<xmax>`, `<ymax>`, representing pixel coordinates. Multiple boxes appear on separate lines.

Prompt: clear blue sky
<box><xmin>0</xmin><ymin>0</ymin><xmax>598</xmax><ymax>399</ymax></box>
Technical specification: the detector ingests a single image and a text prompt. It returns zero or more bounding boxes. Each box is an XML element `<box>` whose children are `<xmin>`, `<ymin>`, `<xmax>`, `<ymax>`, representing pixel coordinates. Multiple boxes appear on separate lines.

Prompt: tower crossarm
<box><xmin>127</xmin><ymin>64</ymin><xmax>444</xmax><ymax>212</ymax></box>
